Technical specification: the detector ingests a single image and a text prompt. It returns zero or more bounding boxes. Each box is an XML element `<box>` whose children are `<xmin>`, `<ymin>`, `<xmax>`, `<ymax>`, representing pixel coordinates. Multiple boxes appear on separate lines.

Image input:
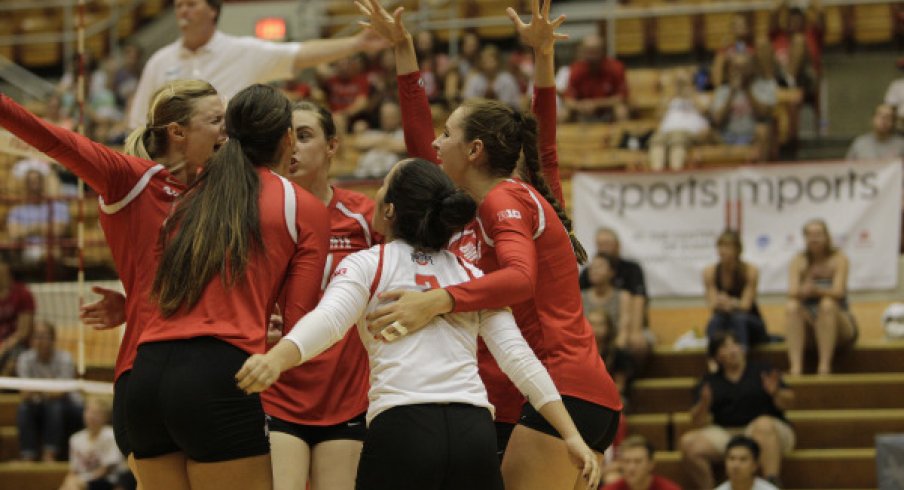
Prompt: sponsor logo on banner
<box><xmin>572</xmin><ymin>160</ymin><xmax>902</xmax><ymax>296</ymax></box>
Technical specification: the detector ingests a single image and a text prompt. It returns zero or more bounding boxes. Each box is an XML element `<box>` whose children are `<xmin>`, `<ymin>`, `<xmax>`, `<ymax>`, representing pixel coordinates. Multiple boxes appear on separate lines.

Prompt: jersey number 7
<box><xmin>415</xmin><ymin>274</ymin><xmax>440</xmax><ymax>290</ymax></box>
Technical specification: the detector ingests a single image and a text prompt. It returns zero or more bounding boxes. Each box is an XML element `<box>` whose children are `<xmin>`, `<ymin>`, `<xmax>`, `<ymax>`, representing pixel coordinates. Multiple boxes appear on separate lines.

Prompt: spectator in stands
<box><xmin>601</xmin><ymin>435</ymin><xmax>681</xmax><ymax>490</ymax></box>
<box><xmin>443</xmin><ymin>31</ymin><xmax>482</xmax><ymax>106</ymax></box>
<box><xmin>413</xmin><ymin>30</ymin><xmax>451</xmax><ymax>104</ymax></box>
<box><xmin>786</xmin><ymin>219</ymin><xmax>857</xmax><ymax>376</ymax></box>
<box><xmin>0</xmin><ymin>253</ymin><xmax>35</xmax><ymax>377</ymax></box>
<box><xmin>711</xmin><ymin>13</ymin><xmax>756</xmax><ymax>87</ymax></box>
<box><xmin>16</xmin><ymin>321</ymin><xmax>81</xmax><ymax>462</ymax></box>
<box><xmin>583</xmin><ymin>253</ymin><xmax>634</xmax><ymax>397</ymax></box>
<box><xmin>883</xmin><ymin>60</ymin><xmax>904</xmax><ymax>132</ymax></box>
<box><xmin>710</xmin><ymin>53</ymin><xmax>776</xmax><ymax>161</ymax></box>
<box><xmin>353</xmin><ymin>100</ymin><xmax>406</xmax><ymax>177</ymax></box>
<box><xmin>769</xmin><ymin>0</ymin><xmax>824</xmax><ymax>95</ymax></box>
<box><xmin>323</xmin><ymin>54</ymin><xmax>371</xmax><ymax>132</ymax></box>
<box><xmin>649</xmin><ymin>69</ymin><xmax>710</xmax><ymax>171</ymax></box>
<box><xmin>680</xmin><ymin>331</ymin><xmax>794</xmax><ymax>489</ymax></box>
<box><xmin>128</xmin><ymin>0</ymin><xmax>385</xmax><ymax>128</ymax></box>
<box><xmin>715</xmin><ymin>435</ymin><xmax>780</xmax><ymax>490</ymax></box>
<box><xmin>579</xmin><ymin>228</ymin><xmax>651</xmax><ymax>360</ymax></box>
<box><xmin>563</xmin><ymin>33</ymin><xmax>629</xmax><ymax>122</ymax></box>
<box><xmin>6</xmin><ymin>169</ymin><xmax>70</xmax><ymax>269</ymax></box>
<box><xmin>59</xmin><ymin>395</ymin><xmax>123</xmax><ymax>490</ymax></box>
<box><xmin>703</xmin><ymin>230</ymin><xmax>768</xmax><ymax>350</ymax></box>
<box><xmin>845</xmin><ymin>103</ymin><xmax>904</xmax><ymax>160</ymax></box>
<box><xmin>112</xmin><ymin>43</ymin><xmax>143</xmax><ymax>109</ymax></box>
<box><xmin>461</xmin><ymin>44</ymin><xmax>523</xmax><ymax>110</ymax></box>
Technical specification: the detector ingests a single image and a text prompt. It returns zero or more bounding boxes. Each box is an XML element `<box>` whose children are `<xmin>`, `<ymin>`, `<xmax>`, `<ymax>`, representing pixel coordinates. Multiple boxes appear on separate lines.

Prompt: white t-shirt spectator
<box><xmin>845</xmin><ymin>133</ymin><xmax>904</xmax><ymax>160</ymax></box>
<box><xmin>715</xmin><ymin>477</ymin><xmax>779</xmax><ymax>490</ymax></box>
<box><xmin>69</xmin><ymin>426</ymin><xmax>123</xmax><ymax>484</ymax></box>
<box><xmin>884</xmin><ymin>78</ymin><xmax>904</xmax><ymax>117</ymax></box>
<box><xmin>129</xmin><ymin>31</ymin><xmax>301</xmax><ymax>128</ymax></box>
<box><xmin>462</xmin><ymin>71</ymin><xmax>522</xmax><ymax>110</ymax></box>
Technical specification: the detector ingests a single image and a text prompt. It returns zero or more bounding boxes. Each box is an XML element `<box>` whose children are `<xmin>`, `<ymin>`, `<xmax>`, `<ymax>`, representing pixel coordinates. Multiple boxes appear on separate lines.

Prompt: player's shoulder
<box><xmin>334</xmin><ymin>187</ymin><xmax>375</xmax><ymax>210</ymax></box>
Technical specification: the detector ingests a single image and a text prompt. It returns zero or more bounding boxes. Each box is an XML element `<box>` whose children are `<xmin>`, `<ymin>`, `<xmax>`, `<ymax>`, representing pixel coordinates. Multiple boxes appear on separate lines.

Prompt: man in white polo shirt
<box><xmin>128</xmin><ymin>0</ymin><xmax>384</xmax><ymax>128</ymax></box>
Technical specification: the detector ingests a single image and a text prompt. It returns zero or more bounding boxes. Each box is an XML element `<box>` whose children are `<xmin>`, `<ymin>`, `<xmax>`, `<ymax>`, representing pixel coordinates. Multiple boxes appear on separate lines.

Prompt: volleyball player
<box><xmin>124</xmin><ymin>84</ymin><xmax>329</xmax><ymax>490</ymax></box>
<box><xmin>0</xmin><ymin>80</ymin><xmax>226</xmax><ymax>487</ymax></box>
<box><xmin>262</xmin><ymin>101</ymin><xmax>379</xmax><ymax>490</ymax></box>
<box><xmin>236</xmin><ymin>158</ymin><xmax>601</xmax><ymax>490</ymax></box>
<box><xmin>358</xmin><ymin>1</ymin><xmax>622</xmax><ymax>488</ymax></box>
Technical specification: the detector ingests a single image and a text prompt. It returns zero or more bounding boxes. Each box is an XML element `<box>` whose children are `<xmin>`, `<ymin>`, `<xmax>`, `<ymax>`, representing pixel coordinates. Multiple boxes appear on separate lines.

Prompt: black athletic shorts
<box><xmin>112</xmin><ymin>371</ymin><xmax>131</xmax><ymax>456</ymax></box>
<box><xmin>494</xmin><ymin>421</ymin><xmax>515</xmax><ymax>461</ymax></box>
<box><xmin>268</xmin><ymin>412</ymin><xmax>367</xmax><ymax>447</ymax></box>
<box><xmin>355</xmin><ymin>403</ymin><xmax>504</xmax><ymax>490</ymax></box>
<box><xmin>518</xmin><ymin>396</ymin><xmax>620</xmax><ymax>453</ymax></box>
<box><xmin>126</xmin><ymin>337</ymin><xmax>269</xmax><ymax>462</ymax></box>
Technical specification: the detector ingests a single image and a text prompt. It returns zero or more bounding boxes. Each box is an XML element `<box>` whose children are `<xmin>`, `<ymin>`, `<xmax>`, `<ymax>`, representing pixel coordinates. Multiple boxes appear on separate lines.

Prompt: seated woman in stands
<box><xmin>785</xmin><ymin>219</ymin><xmax>857</xmax><ymax>376</ymax></box>
<box><xmin>703</xmin><ymin>230</ymin><xmax>768</xmax><ymax>350</ymax></box>
<box><xmin>582</xmin><ymin>253</ymin><xmax>635</xmax><ymax>400</ymax></box>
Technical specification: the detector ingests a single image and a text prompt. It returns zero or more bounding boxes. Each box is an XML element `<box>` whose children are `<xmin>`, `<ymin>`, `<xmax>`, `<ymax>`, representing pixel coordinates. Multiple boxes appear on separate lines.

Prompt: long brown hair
<box><xmin>124</xmin><ymin>80</ymin><xmax>218</xmax><ymax>165</ymax></box>
<box><xmin>802</xmin><ymin>218</ymin><xmax>837</xmax><ymax>267</ymax></box>
<box><xmin>460</xmin><ymin>99</ymin><xmax>588</xmax><ymax>264</ymax></box>
<box><xmin>152</xmin><ymin>84</ymin><xmax>292</xmax><ymax>317</ymax></box>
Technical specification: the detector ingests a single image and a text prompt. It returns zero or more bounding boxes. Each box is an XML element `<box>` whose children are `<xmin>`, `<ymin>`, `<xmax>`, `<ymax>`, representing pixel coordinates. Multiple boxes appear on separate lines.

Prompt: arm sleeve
<box><xmin>531</xmin><ymin>86</ymin><xmax>563</xmax><ymax>204</ymax></box>
<box><xmin>0</xmin><ymin>94</ymin><xmax>150</xmax><ymax>201</ymax></box>
<box><xmin>446</xmin><ymin>192</ymin><xmax>538</xmax><ymax>312</ymax></box>
<box><xmin>101</xmin><ymin>435</ymin><xmax>123</xmax><ymax>467</ymax></box>
<box><xmin>397</xmin><ymin>72</ymin><xmax>439</xmax><ymax>163</ymax></box>
<box><xmin>246</xmin><ymin>38</ymin><xmax>302</xmax><ymax>83</ymax></box>
<box><xmin>282</xmin><ymin>189</ymin><xmax>332</xmax><ymax>330</ymax></box>
<box><xmin>480</xmin><ymin>308</ymin><xmax>561</xmax><ymax>410</ymax></box>
<box><xmin>284</xmin><ymin>253</ymin><xmax>372</xmax><ymax>363</ymax></box>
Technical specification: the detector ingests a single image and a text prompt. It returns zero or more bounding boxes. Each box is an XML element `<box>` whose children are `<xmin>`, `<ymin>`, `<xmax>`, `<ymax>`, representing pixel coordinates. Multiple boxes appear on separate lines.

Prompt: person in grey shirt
<box><xmin>846</xmin><ymin>103</ymin><xmax>904</xmax><ymax>160</ymax></box>
<box><xmin>15</xmin><ymin>321</ymin><xmax>79</xmax><ymax>461</ymax></box>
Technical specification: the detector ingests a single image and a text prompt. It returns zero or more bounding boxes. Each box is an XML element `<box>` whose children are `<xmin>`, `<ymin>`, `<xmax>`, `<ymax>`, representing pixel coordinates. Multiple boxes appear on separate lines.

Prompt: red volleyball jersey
<box><xmin>262</xmin><ymin>187</ymin><xmax>379</xmax><ymax>425</ymax></box>
<box><xmin>0</xmin><ymin>94</ymin><xmax>183</xmax><ymax>380</ymax></box>
<box><xmin>137</xmin><ymin>167</ymin><xmax>330</xmax><ymax>355</ymax></box>
<box><xmin>397</xmin><ymin>73</ymin><xmax>621</xmax><ymax>423</ymax></box>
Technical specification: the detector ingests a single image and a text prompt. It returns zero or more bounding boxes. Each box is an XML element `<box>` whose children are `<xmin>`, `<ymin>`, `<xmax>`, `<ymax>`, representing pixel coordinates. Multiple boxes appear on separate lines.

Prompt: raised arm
<box><xmin>292</xmin><ymin>29</ymin><xmax>387</xmax><ymax>72</ymax></box>
<box><xmin>357</xmin><ymin>0</ymin><xmax>438</xmax><ymax>162</ymax></box>
<box><xmin>0</xmin><ymin>94</ymin><xmax>149</xmax><ymax>199</ymax></box>
<box><xmin>507</xmin><ymin>0</ymin><xmax>569</xmax><ymax>203</ymax></box>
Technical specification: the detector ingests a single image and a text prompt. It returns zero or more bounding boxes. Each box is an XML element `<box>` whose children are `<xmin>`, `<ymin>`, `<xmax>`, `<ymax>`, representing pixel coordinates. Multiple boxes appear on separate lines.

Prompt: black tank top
<box><xmin>715</xmin><ymin>262</ymin><xmax>762</xmax><ymax>317</ymax></box>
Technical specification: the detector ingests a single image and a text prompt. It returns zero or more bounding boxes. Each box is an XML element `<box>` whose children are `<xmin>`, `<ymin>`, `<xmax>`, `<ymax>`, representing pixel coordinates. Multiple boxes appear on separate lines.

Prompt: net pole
<box><xmin>74</xmin><ymin>0</ymin><xmax>87</xmax><ymax>378</ymax></box>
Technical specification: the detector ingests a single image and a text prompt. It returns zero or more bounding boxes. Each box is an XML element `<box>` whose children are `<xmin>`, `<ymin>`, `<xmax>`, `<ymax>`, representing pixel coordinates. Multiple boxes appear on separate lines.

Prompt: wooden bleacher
<box><xmin>609</xmin><ymin>296</ymin><xmax>903</xmax><ymax>488</ymax></box>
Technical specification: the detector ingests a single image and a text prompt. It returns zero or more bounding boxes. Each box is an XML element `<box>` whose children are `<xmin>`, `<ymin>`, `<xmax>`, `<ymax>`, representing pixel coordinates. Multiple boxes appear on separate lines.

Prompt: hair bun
<box><xmin>437</xmin><ymin>190</ymin><xmax>477</xmax><ymax>229</ymax></box>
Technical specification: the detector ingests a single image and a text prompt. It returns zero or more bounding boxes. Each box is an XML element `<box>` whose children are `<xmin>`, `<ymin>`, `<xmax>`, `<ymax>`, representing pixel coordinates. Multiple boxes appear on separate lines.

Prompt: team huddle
<box><xmin>0</xmin><ymin>1</ymin><xmax>622</xmax><ymax>489</ymax></box>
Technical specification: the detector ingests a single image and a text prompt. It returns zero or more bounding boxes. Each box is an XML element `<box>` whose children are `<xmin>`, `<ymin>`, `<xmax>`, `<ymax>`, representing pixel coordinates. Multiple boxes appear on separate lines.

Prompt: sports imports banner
<box><xmin>572</xmin><ymin>160</ymin><xmax>902</xmax><ymax>297</ymax></box>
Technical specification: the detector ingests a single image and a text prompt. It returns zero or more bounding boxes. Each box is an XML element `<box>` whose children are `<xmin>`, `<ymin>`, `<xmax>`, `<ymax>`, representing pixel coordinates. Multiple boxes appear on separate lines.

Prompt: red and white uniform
<box><xmin>0</xmin><ymin>94</ymin><xmax>182</xmax><ymax>381</ymax></box>
<box><xmin>137</xmin><ymin>168</ymin><xmax>330</xmax><ymax>355</ymax></box>
<box><xmin>263</xmin><ymin>187</ymin><xmax>379</xmax><ymax>426</ymax></box>
<box><xmin>397</xmin><ymin>73</ymin><xmax>621</xmax><ymax>423</ymax></box>
<box><xmin>283</xmin><ymin>241</ymin><xmax>561</xmax><ymax>425</ymax></box>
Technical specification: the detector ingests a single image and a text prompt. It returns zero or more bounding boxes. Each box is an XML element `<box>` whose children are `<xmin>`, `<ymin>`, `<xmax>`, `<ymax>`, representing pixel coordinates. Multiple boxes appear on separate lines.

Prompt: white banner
<box><xmin>572</xmin><ymin>160</ymin><xmax>902</xmax><ymax>297</ymax></box>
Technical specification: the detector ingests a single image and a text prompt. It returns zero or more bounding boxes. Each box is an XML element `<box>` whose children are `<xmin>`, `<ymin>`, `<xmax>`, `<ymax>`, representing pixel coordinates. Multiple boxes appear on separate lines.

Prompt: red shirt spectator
<box><xmin>566</xmin><ymin>57</ymin><xmax>629</xmax><ymax>101</ymax></box>
<box><xmin>326</xmin><ymin>74</ymin><xmax>370</xmax><ymax>112</ymax></box>
<box><xmin>0</xmin><ymin>258</ymin><xmax>35</xmax><ymax>375</ymax></box>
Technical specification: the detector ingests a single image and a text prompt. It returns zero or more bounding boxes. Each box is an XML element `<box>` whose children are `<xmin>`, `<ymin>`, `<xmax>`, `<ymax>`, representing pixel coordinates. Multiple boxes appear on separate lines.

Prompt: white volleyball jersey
<box><xmin>284</xmin><ymin>240</ymin><xmax>559</xmax><ymax>424</ymax></box>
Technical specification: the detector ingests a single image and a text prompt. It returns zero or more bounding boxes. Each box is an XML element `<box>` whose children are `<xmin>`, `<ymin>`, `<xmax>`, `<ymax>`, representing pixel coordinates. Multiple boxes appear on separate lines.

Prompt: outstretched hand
<box><xmin>80</xmin><ymin>286</ymin><xmax>126</xmax><ymax>330</ymax></box>
<box><xmin>356</xmin><ymin>0</ymin><xmax>410</xmax><ymax>47</ymax></box>
<box><xmin>505</xmin><ymin>0</ymin><xmax>569</xmax><ymax>55</ymax></box>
